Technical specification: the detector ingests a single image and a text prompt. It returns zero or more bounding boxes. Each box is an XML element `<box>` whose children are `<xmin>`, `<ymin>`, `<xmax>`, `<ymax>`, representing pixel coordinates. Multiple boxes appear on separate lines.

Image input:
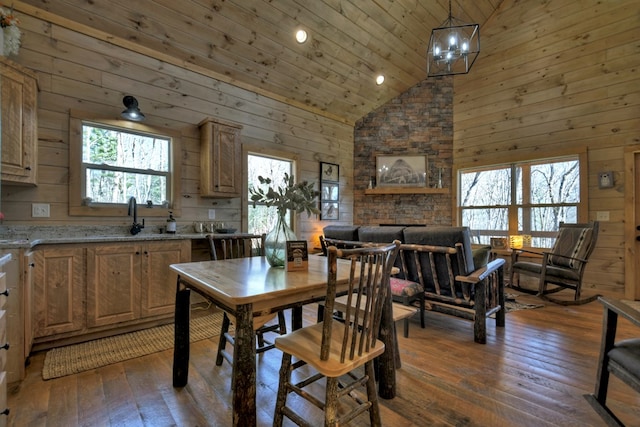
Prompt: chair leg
<box><xmin>365</xmin><ymin>360</ymin><xmax>382</xmax><ymax>427</ymax></box>
<box><xmin>419</xmin><ymin>293</ymin><xmax>425</xmax><ymax>328</ymax></box>
<box><xmin>273</xmin><ymin>352</ymin><xmax>292</xmax><ymax>427</ymax></box>
<box><xmin>216</xmin><ymin>312</ymin><xmax>231</xmax><ymax>366</ymax></box>
<box><xmin>324</xmin><ymin>377</ymin><xmax>339</xmax><ymax>427</ymax></box>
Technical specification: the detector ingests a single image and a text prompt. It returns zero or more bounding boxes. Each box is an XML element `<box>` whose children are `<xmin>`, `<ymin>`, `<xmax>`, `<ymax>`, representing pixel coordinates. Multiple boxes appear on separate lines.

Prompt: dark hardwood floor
<box><xmin>7</xmin><ymin>293</ymin><xmax>640</xmax><ymax>426</ymax></box>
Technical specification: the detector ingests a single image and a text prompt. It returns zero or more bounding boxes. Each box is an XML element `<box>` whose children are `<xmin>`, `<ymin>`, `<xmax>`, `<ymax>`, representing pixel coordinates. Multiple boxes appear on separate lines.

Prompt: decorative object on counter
<box><xmin>319</xmin><ymin>162</ymin><xmax>340</xmax><ymax>220</ymax></box>
<box><xmin>120</xmin><ymin>95</ymin><xmax>145</xmax><ymax>122</ymax></box>
<box><xmin>193</xmin><ymin>221</ymin><xmax>205</xmax><ymax>233</ymax></box>
<box><xmin>166</xmin><ymin>211</ymin><xmax>176</xmax><ymax>234</ymax></box>
<box><xmin>0</xmin><ymin>5</ymin><xmax>21</xmax><ymax>57</ymax></box>
<box><xmin>249</xmin><ymin>173</ymin><xmax>320</xmax><ymax>267</ymax></box>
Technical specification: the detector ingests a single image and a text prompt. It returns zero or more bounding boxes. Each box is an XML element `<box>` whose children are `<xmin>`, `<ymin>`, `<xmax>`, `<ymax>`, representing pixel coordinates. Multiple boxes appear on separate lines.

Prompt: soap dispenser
<box><xmin>166</xmin><ymin>211</ymin><xmax>177</xmax><ymax>234</ymax></box>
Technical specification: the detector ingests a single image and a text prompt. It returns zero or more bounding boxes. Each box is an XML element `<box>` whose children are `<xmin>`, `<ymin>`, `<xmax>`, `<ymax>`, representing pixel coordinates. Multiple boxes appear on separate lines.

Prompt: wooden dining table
<box><xmin>170</xmin><ymin>254</ymin><xmax>398</xmax><ymax>427</ymax></box>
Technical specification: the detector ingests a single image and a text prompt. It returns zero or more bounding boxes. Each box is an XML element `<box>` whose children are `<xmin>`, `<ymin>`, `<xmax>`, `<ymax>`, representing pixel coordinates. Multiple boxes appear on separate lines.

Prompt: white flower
<box><xmin>3</xmin><ymin>25</ymin><xmax>21</xmax><ymax>56</ymax></box>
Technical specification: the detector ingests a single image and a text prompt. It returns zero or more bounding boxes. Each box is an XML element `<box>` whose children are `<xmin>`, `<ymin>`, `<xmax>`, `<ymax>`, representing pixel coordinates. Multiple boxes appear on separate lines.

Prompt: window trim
<box><xmin>453</xmin><ymin>150</ymin><xmax>588</xmax><ymax>245</ymax></box>
<box><xmin>242</xmin><ymin>145</ymin><xmax>299</xmax><ymax>233</ymax></box>
<box><xmin>69</xmin><ymin>109</ymin><xmax>182</xmax><ymax>217</ymax></box>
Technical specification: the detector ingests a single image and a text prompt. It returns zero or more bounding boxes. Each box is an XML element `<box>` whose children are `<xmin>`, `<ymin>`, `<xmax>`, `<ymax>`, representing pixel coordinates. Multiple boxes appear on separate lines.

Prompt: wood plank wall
<box><xmin>453</xmin><ymin>0</ymin><xmax>640</xmax><ymax>296</ymax></box>
<box><xmin>0</xmin><ymin>9</ymin><xmax>354</xmax><ymax>247</ymax></box>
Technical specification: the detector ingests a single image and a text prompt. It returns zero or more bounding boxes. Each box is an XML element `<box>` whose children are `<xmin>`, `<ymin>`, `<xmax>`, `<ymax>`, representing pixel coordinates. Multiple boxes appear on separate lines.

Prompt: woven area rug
<box><xmin>504</xmin><ymin>293</ymin><xmax>544</xmax><ymax>312</ymax></box>
<box><xmin>42</xmin><ymin>312</ymin><xmax>230</xmax><ymax>380</ymax></box>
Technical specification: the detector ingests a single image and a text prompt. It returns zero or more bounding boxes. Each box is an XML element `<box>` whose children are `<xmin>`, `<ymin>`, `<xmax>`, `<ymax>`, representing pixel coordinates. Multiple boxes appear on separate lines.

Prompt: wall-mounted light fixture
<box><xmin>121</xmin><ymin>95</ymin><xmax>145</xmax><ymax>122</ymax></box>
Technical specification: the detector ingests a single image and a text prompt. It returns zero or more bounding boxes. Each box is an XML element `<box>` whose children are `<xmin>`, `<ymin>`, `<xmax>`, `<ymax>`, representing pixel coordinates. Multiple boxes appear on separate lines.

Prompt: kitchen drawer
<box><xmin>0</xmin><ymin>371</ymin><xmax>6</xmax><ymax>427</ymax></box>
<box><xmin>0</xmin><ymin>272</ymin><xmax>5</xmax><ymax>310</ymax></box>
<box><xmin>0</xmin><ymin>311</ymin><xmax>5</xmax><ymax>371</ymax></box>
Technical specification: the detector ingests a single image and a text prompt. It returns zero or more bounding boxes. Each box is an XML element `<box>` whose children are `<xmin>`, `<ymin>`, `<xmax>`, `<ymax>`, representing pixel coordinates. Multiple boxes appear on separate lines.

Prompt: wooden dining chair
<box><xmin>206</xmin><ymin>234</ymin><xmax>287</xmax><ymax>366</ymax></box>
<box><xmin>584</xmin><ymin>297</ymin><xmax>640</xmax><ymax>426</ymax></box>
<box><xmin>273</xmin><ymin>240</ymin><xmax>401</xmax><ymax>427</ymax></box>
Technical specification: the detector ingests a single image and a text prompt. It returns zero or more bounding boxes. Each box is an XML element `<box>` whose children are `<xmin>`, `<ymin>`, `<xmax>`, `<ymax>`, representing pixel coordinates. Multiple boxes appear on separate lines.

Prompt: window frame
<box><xmin>243</xmin><ymin>146</ymin><xmax>298</xmax><ymax>234</ymax></box>
<box><xmin>69</xmin><ymin>110</ymin><xmax>182</xmax><ymax>217</ymax></box>
<box><xmin>454</xmin><ymin>151</ymin><xmax>588</xmax><ymax>247</ymax></box>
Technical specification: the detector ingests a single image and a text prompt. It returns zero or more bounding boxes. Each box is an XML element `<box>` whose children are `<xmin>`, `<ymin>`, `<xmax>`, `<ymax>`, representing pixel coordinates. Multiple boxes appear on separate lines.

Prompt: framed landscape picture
<box><xmin>376</xmin><ymin>155</ymin><xmax>428</xmax><ymax>188</ymax></box>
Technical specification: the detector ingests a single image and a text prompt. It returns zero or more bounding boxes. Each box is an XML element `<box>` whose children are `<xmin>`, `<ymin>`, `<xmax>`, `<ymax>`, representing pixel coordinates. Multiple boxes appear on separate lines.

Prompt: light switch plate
<box><xmin>32</xmin><ymin>203</ymin><xmax>50</xmax><ymax>217</ymax></box>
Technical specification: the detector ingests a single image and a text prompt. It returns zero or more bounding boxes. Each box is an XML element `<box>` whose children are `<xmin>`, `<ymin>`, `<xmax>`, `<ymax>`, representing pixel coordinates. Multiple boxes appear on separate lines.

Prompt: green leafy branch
<box><xmin>249</xmin><ymin>173</ymin><xmax>320</xmax><ymax>217</ymax></box>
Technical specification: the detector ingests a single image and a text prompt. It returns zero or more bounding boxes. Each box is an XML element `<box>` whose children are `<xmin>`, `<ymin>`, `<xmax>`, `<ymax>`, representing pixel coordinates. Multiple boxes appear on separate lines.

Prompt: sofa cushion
<box><xmin>403</xmin><ymin>226</ymin><xmax>475</xmax><ymax>274</ymax></box>
<box><xmin>472</xmin><ymin>245</ymin><xmax>492</xmax><ymax>270</ymax></box>
<box><xmin>358</xmin><ymin>225</ymin><xmax>405</xmax><ymax>243</ymax></box>
<box><xmin>322</xmin><ymin>225</ymin><xmax>360</xmax><ymax>241</ymax></box>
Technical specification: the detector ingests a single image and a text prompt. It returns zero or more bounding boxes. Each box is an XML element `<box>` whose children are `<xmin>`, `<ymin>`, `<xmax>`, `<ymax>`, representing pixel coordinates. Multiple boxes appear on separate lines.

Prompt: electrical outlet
<box><xmin>596</xmin><ymin>211</ymin><xmax>610</xmax><ymax>221</ymax></box>
<box><xmin>32</xmin><ymin>203</ymin><xmax>50</xmax><ymax>218</ymax></box>
<box><xmin>208</xmin><ymin>209</ymin><xmax>216</xmax><ymax>220</ymax></box>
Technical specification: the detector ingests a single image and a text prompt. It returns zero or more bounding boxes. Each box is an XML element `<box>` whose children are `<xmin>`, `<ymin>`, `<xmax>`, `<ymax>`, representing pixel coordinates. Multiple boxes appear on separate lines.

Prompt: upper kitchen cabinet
<box><xmin>0</xmin><ymin>58</ymin><xmax>37</xmax><ymax>185</ymax></box>
<box><xmin>199</xmin><ymin>118</ymin><xmax>242</xmax><ymax>198</ymax></box>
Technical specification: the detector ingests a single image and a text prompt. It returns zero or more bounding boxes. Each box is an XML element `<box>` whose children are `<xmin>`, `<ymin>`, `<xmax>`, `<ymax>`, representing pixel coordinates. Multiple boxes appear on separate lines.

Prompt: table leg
<box><xmin>292</xmin><ymin>306</ymin><xmax>303</xmax><ymax>330</ymax></box>
<box><xmin>378</xmin><ymin>293</ymin><xmax>396</xmax><ymax>399</ymax></box>
<box><xmin>231</xmin><ymin>303</ymin><xmax>257</xmax><ymax>426</ymax></box>
<box><xmin>172</xmin><ymin>284</ymin><xmax>191</xmax><ymax>387</ymax></box>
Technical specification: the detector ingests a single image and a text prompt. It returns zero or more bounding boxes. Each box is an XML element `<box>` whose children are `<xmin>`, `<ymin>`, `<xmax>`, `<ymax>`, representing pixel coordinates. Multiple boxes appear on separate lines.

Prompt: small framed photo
<box><xmin>321</xmin><ymin>182</ymin><xmax>339</xmax><ymax>201</ymax></box>
<box><xmin>376</xmin><ymin>155</ymin><xmax>428</xmax><ymax>187</ymax></box>
<box><xmin>321</xmin><ymin>202</ymin><xmax>339</xmax><ymax>220</ymax></box>
<box><xmin>320</xmin><ymin>162</ymin><xmax>339</xmax><ymax>182</ymax></box>
<box><xmin>490</xmin><ymin>237</ymin><xmax>508</xmax><ymax>250</ymax></box>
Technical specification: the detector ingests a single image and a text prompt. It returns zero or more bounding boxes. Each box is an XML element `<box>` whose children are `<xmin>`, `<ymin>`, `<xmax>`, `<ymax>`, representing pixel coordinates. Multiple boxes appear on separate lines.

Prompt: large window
<box><xmin>69</xmin><ymin>111</ymin><xmax>181</xmax><ymax>217</ymax></box>
<box><xmin>459</xmin><ymin>156</ymin><xmax>583</xmax><ymax>247</ymax></box>
<box><xmin>247</xmin><ymin>153</ymin><xmax>294</xmax><ymax>235</ymax></box>
<box><xmin>81</xmin><ymin>123</ymin><xmax>170</xmax><ymax>205</ymax></box>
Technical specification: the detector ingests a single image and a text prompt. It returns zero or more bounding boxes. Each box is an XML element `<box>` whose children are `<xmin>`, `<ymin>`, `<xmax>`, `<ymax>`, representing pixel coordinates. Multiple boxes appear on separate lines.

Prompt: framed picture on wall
<box><xmin>320</xmin><ymin>162</ymin><xmax>339</xmax><ymax>182</ymax></box>
<box><xmin>376</xmin><ymin>155</ymin><xmax>428</xmax><ymax>188</ymax></box>
<box><xmin>321</xmin><ymin>202</ymin><xmax>339</xmax><ymax>220</ymax></box>
<box><xmin>320</xmin><ymin>162</ymin><xmax>339</xmax><ymax>220</ymax></box>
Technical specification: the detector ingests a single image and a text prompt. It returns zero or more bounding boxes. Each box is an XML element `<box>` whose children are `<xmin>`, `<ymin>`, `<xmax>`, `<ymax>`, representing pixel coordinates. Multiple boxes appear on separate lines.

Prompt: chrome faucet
<box><xmin>128</xmin><ymin>196</ymin><xmax>144</xmax><ymax>235</ymax></box>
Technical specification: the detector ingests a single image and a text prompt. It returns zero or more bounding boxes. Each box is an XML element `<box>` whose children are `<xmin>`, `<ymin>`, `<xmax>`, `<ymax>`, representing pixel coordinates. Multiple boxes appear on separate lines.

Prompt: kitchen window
<box><xmin>457</xmin><ymin>154</ymin><xmax>587</xmax><ymax>247</ymax></box>
<box><xmin>69</xmin><ymin>111</ymin><xmax>181</xmax><ymax>217</ymax></box>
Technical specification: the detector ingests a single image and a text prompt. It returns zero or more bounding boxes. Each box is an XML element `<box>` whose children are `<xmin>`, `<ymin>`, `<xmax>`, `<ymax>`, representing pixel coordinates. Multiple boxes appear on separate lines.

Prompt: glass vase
<box><xmin>265</xmin><ymin>214</ymin><xmax>297</xmax><ymax>267</ymax></box>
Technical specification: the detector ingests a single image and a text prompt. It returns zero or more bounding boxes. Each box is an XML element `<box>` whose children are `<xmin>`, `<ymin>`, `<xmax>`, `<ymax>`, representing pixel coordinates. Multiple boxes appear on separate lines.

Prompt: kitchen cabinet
<box><xmin>0</xmin><ymin>273</ymin><xmax>8</xmax><ymax>427</ymax></box>
<box><xmin>86</xmin><ymin>240</ymin><xmax>190</xmax><ymax>328</ymax></box>
<box><xmin>33</xmin><ymin>247</ymin><xmax>85</xmax><ymax>338</ymax></box>
<box><xmin>199</xmin><ymin>117</ymin><xmax>242</xmax><ymax>197</ymax></box>
<box><xmin>0</xmin><ymin>57</ymin><xmax>38</xmax><ymax>185</ymax></box>
<box><xmin>140</xmin><ymin>240</ymin><xmax>190</xmax><ymax>317</ymax></box>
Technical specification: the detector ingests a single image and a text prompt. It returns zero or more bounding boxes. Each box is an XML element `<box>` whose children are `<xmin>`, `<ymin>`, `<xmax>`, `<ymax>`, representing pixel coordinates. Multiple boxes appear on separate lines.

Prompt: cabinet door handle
<box><xmin>0</xmin><ymin>342</ymin><xmax>9</xmax><ymax>351</ymax></box>
<box><xmin>25</xmin><ymin>166</ymin><xmax>31</xmax><ymax>171</ymax></box>
<box><xmin>0</xmin><ymin>408</ymin><xmax>9</xmax><ymax>416</ymax></box>
<box><xmin>0</xmin><ymin>289</ymin><xmax>8</xmax><ymax>297</ymax></box>
<box><xmin>135</xmin><ymin>251</ymin><xmax>140</xmax><ymax>255</ymax></box>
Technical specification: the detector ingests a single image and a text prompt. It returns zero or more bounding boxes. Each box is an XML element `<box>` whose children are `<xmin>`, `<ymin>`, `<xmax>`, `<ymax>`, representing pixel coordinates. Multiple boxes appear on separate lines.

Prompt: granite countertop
<box><xmin>0</xmin><ymin>225</ymin><xmax>244</xmax><ymax>249</ymax></box>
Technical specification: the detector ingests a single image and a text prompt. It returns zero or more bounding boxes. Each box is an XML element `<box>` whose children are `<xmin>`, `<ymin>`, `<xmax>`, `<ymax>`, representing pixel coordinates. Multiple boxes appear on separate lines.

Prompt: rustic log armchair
<box><xmin>509</xmin><ymin>221</ymin><xmax>599</xmax><ymax>305</ymax></box>
<box><xmin>401</xmin><ymin>226</ymin><xmax>506</xmax><ymax>344</ymax></box>
<box><xmin>584</xmin><ymin>297</ymin><xmax>640</xmax><ymax>426</ymax></box>
<box><xmin>206</xmin><ymin>234</ymin><xmax>287</xmax><ymax>366</ymax></box>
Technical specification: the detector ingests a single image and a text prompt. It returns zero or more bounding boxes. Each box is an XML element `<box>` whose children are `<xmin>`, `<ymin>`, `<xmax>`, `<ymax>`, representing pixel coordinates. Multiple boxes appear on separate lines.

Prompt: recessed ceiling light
<box><xmin>376</xmin><ymin>75</ymin><xmax>385</xmax><ymax>85</ymax></box>
<box><xmin>295</xmin><ymin>29</ymin><xmax>308</xmax><ymax>44</ymax></box>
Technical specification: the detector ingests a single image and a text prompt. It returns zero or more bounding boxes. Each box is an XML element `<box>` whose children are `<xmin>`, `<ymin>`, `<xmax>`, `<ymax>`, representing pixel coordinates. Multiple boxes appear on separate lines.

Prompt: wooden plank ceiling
<box><xmin>19</xmin><ymin>0</ymin><xmax>504</xmax><ymax>124</ymax></box>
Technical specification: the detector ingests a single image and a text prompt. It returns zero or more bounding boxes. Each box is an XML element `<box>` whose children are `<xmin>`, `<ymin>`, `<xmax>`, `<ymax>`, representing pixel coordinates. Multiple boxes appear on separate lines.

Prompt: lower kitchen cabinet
<box><xmin>86</xmin><ymin>240</ymin><xmax>190</xmax><ymax>327</ymax></box>
<box><xmin>33</xmin><ymin>247</ymin><xmax>85</xmax><ymax>338</ymax></box>
<box><xmin>31</xmin><ymin>239</ymin><xmax>191</xmax><ymax>349</ymax></box>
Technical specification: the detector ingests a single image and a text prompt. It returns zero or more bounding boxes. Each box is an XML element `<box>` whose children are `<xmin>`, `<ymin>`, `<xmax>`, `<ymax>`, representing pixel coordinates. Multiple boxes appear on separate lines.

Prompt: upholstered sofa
<box><xmin>321</xmin><ymin>225</ymin><xmax>506</xmax><ymax>343</ymax></box>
